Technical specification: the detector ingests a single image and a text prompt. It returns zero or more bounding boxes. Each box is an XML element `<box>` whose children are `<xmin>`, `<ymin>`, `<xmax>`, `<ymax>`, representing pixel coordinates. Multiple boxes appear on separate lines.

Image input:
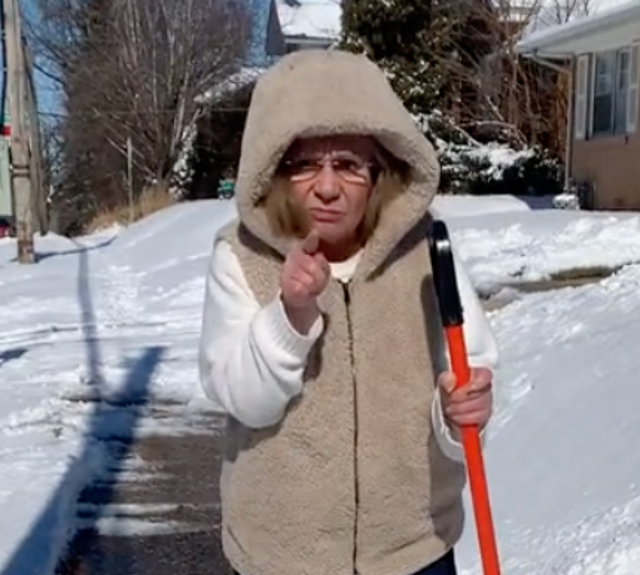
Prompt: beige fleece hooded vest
<box><xmin>216</xmin><ymin>49</ymin><xmax>466</xmax><ymax>575</ymax></box>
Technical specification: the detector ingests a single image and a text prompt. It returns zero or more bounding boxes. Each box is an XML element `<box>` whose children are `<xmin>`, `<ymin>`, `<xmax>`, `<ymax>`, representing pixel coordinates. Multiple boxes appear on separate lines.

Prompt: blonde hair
<box><xmin>262</xmin><ymin>141</ymin><xmax>410</xmax><ymax>242</ymax></box>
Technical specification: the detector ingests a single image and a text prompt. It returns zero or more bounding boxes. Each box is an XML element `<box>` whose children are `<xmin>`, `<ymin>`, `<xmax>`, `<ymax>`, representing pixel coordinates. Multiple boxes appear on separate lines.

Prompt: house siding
<box><xmin>571</xmin><ymin>47</ymin><xmax>640</xmax><ymax>210</ymax></box>
<box><xmin>573</xmin><ymin>134</ymin><xmax>640</xmax><ymax>209</ymax></box>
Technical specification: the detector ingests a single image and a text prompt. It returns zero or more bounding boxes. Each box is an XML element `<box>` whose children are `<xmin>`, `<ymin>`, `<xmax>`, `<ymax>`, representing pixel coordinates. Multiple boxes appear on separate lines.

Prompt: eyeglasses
<box><xmin>279</xmin><ymin>154</ymin><xmax>374</xmax><ymax>185</ymax></box>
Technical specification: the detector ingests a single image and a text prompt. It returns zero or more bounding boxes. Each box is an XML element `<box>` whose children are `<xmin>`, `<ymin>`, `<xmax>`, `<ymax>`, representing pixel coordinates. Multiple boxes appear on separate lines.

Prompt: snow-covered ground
<box><xmin>441</xmin><ymin>205</ymin><xmax>640</xmax><ymax>296</ymax></box>
<box><xmin>0</xmin><ymin>200</ymin><xmax>236</xmax><ymax>574</ymax></box>
<box><xmin>3</xmin><ymin>195</ymin><xmax>640</xmax><ymax>574</ymax></box>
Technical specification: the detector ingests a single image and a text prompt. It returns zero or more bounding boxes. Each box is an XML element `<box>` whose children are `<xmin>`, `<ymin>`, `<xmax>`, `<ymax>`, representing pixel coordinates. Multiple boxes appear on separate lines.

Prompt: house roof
<box><xmin>196</xmin><ymin>67</ymin><xmax>267</xmax><ymax>105</ymax></box>
<box><xmin>276</xmin><ymin>0</ymin><xmax>341</xmax><ymax>40</ymax></box>
<box><xmin>517</xmin><ymin>0</ymin><xmax>640</xmax><ymax>58</ymax></box>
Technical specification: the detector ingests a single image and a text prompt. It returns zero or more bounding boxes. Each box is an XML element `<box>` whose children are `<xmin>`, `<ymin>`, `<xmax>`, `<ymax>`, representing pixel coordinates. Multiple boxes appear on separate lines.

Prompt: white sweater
<box><xmin>198</xmin><ymin>236</ymin><xmax>499</xmax><ymax>462</ymax></box>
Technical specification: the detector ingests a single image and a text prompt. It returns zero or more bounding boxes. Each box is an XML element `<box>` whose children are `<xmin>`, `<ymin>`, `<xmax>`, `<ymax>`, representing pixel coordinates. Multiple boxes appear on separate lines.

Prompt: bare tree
<box><xmin>92</xmin><ymin>0</ymin><xmax>251</xmax><ymax>185</ymax></box>
<box><xmin>536</xmin><ymin>0</ymin><xmax>592</xmax><ymax>28</ymax></box>
<box><xmin>443</xmin><ymin>0</ymin><xmax>593</xmax><ymax>156</ymax></box>
<box><xmin>26</xmin><ymin>0</ymin><xmax>250</xmax><ymax>232</ymax></box>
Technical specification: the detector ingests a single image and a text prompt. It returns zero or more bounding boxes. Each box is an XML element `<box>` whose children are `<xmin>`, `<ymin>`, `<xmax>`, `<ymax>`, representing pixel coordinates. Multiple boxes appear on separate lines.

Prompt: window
<box><xmin>588</xmin><ymin>46</ymin><xmax>639</xmax><ymax>137</ymax></box>
<box><xmin>592</xmin><ymin>52</ymin><xmax>615</xmax><ymax>135</ymax></box>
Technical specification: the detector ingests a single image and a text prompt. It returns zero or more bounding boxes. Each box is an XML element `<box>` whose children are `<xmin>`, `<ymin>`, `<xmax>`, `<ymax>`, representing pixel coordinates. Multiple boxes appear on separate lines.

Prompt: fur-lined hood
<box><xmin>234</xmin><ymin>49</ymin><xmax>440</xmax><ymax>278</ymax></box>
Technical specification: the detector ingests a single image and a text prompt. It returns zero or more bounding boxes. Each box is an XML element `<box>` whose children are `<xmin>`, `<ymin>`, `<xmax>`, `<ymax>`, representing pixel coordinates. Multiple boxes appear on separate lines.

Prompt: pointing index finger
<box><xmin>302</xmin><ymin>229</ymin><xmax>320</xmax><ymax>255</ymax></box>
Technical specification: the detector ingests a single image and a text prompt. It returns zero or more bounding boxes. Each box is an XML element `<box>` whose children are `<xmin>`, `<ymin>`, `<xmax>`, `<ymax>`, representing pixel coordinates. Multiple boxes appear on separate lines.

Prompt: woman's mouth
<box><xmin>309</xmin><ymin>208</ymin><xmax>343</xmax><ymax>222</ymax></box>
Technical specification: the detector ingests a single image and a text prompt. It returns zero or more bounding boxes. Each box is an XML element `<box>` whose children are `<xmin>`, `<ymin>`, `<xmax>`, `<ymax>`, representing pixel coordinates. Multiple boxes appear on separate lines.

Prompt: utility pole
<box><xmin>3</xmin><ymin>0</ymin><xmax>34</xmax><ymax>263</ymax></box>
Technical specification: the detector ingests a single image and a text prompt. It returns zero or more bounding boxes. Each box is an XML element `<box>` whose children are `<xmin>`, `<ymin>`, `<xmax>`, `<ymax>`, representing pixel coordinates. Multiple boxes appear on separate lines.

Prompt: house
<box><xmin>517</xmin><ymin>1</ymin><xmax>640</xmax><ymax>210</ymax></box>
<box><xmin>184</xmin><ymin>0</ymin><xmax>342</xmax><ymax>199</ymax></box>
<box><xmin>205</xmin><ymin>0</ymin><xmax>338</xmax><ymax>102</ymax></box>
<box><xmin>276</xmin><ymin>0</ymin><xmax>340</xmax><ymax>52</ymax></box>
<box><xmin>246</xmin><ymin>0</ymin><xmax>339</xmax><ymax>67</ymax></box>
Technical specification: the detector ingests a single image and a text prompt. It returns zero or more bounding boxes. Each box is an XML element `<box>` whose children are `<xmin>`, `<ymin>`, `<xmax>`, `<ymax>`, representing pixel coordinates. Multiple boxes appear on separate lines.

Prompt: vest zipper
<box><xmin>342</xmin><ymin>281</ymin><xmax>359</xmax><ymax>574</ymax></box>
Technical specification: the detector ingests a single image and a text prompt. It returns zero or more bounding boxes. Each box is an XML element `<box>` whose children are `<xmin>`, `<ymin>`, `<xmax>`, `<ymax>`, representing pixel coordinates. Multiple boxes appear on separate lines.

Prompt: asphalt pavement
<box><xmin>55</xmin><ymin>427</ymin><xmax>233</xmax><ymax>575</ymax></box>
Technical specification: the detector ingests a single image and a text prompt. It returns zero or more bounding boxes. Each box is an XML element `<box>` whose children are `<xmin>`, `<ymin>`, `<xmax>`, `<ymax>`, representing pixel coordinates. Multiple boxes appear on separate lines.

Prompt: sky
<box><xmin>21</xmin><ymin>0</ymin><xmax>60</xmax><ymax>116</ymax></box>
<box><xmin>0</xmin><ymin>0</ymin><xmax>56</xmax><ymax>119</ymax></box>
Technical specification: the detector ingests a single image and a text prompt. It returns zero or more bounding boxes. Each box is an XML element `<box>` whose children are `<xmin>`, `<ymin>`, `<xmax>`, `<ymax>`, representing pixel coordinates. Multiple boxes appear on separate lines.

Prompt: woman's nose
<box><xmin>313</xmin><ymin>164</ymin><xmax>341</xmax><ymax>199</ymax></box>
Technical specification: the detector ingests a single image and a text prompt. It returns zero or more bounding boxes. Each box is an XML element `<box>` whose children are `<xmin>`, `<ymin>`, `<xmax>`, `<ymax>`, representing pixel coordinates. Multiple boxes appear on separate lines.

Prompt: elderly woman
<box><xmin>198</xmin><ymin>49</ymin><xmax>499</xmax><ymax>575</ymax></box>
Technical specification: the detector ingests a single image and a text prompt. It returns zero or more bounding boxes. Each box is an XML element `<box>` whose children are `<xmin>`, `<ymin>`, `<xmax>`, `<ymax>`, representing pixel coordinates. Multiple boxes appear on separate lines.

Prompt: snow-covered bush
<box><xmin>414</xmin><ymin>111</ymin><xmax>564</xmax><ymax>197</ymax></box>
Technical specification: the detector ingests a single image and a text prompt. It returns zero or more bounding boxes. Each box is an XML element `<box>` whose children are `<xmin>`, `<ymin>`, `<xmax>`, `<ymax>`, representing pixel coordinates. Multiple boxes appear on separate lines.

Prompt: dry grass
<box><xmin>86</xmin><ymin>184</ymin><xmax>176</xmax><ymax>234</ymax></box>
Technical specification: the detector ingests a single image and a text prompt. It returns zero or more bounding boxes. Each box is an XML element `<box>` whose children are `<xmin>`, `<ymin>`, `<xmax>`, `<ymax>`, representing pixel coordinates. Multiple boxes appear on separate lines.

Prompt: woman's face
<box><xmin>281</xmin><ymin>135</ymin><xmax>377</xmax><ymax>252</ymax></box>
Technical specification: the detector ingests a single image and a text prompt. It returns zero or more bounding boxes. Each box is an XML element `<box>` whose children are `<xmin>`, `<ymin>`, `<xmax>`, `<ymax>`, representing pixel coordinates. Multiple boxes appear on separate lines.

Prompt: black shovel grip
<box><xmin>429</xmin><ymin>219</ymin><xmax>464</xmax><ymax>328</ymax></box>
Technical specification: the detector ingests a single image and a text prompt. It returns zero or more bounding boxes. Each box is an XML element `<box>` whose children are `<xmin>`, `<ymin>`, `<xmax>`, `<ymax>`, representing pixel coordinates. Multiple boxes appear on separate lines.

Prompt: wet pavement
<box><xmin>55</xmin><ymin>423</ymin><xmax>233</xmax><ymax>575</ymax></box>
<box><xmin>481</xmin><ymin>269</ymin><xmax>616</xmax><ymax>312</ymax></box>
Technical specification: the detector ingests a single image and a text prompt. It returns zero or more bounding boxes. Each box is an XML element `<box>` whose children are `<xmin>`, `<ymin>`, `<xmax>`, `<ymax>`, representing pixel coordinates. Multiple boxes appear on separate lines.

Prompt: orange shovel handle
<box><xmin>445</xmin><ymin>324</ymin><xmax>501</xmax><ymax>575</ymax></box>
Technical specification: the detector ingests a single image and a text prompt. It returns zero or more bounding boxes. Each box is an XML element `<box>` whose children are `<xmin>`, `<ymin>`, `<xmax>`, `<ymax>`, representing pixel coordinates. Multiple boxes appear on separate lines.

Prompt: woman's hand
<box><xmin>438</xmin><ymin>367</ymin><xmax>493</xmax><ymax>431</ymax></box>
<box><xmin>280</xmin><ymin>230</ymin><xmax>330</xmax><ymax>334</ymax></box>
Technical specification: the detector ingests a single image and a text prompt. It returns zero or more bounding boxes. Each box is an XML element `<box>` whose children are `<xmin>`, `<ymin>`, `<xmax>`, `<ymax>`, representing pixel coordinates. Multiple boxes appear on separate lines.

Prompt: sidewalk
<box><xmin>56</xmin><ymin>425</ymin><xmax>232</xmax><ymax>575</ymax></box>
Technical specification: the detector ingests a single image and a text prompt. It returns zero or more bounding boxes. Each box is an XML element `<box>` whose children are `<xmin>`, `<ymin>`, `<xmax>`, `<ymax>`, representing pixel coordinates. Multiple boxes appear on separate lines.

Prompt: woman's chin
<box><xmin>315</xmin><ymin>223</ymin><xmax>347</xmax><ymax>244</ymax></box>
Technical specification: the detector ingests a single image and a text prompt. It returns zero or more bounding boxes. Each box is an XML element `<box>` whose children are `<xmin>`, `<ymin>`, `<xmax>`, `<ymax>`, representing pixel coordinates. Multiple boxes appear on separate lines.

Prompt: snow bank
<box><xmin>432</xmin><ymin>194</ymin><xmax>554</xmax><ymax>217</ymax></box>
<box><xmin>457</xmin><ymin>262</ymin><xmax>640</xmax><ymax>575</ymax></box>
<box><xmin>443</xmin><ymin>209</ymin><xmax>640</xmax><ymax>295</ymax></box>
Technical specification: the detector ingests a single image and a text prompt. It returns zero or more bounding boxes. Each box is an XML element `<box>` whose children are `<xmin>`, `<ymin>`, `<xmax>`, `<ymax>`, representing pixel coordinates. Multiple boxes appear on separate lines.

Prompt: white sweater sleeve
<box><xmin>198</xmin><ymin>237</ymin><xmax>324</xmax><ymax>429</ymax></box>
<box><xmin>431</xmin><ymin>248</ymin><xmax>500</xmax><ymax>462</ymax></box>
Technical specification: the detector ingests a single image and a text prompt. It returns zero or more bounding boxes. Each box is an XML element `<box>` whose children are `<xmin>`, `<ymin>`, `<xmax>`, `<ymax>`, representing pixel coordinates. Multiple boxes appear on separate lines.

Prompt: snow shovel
<box><xmin>429</xmin><ymin>219</ymin><xmax>502</xmax><ymax>575</ymax></box>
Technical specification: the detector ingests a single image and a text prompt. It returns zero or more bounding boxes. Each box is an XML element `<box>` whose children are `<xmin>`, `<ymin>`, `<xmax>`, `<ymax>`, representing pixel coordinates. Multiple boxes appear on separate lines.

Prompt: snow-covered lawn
<box><xmin>457</xmin><ymin>262</ymin><xmax>640</xmax><ymax>575</ymax></box>
<box><xmin>2</xmin><ymin>195</ymin><xmax>640</xmax><ymax>574</ymax></box>
<box><xmin>442</xmin><ymin>207</ymin><xmax>640</xmax><ymax>296</ymax></box>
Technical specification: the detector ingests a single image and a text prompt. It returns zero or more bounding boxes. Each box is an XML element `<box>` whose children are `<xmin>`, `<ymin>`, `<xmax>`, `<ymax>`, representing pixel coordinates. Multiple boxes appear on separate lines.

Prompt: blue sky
<box><xmin>21</xmin><ymin>0</ymin><xmax>60</xmax><ymax>115</ymax></box>
<box><xmin>33</xmin><ymin>67</ymin><xmax>59</xmax><ymax>116</ymax></box>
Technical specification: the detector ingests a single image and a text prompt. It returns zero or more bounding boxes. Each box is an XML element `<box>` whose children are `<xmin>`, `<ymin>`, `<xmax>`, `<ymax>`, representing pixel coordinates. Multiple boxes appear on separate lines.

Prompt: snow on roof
<box><xmin>276</xmin><ymin>0</ymin><xmax>341</xmax><ymax>39</ymax></box>
<box><xmin>518</xmin><ymin>0</ymin><xmax>640</xmax><ymax>53</ymax></box>
<box><xmin>196</xmin><ymin>67</ymin><xmax>266</xmax><ymax>105</ymax></box>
